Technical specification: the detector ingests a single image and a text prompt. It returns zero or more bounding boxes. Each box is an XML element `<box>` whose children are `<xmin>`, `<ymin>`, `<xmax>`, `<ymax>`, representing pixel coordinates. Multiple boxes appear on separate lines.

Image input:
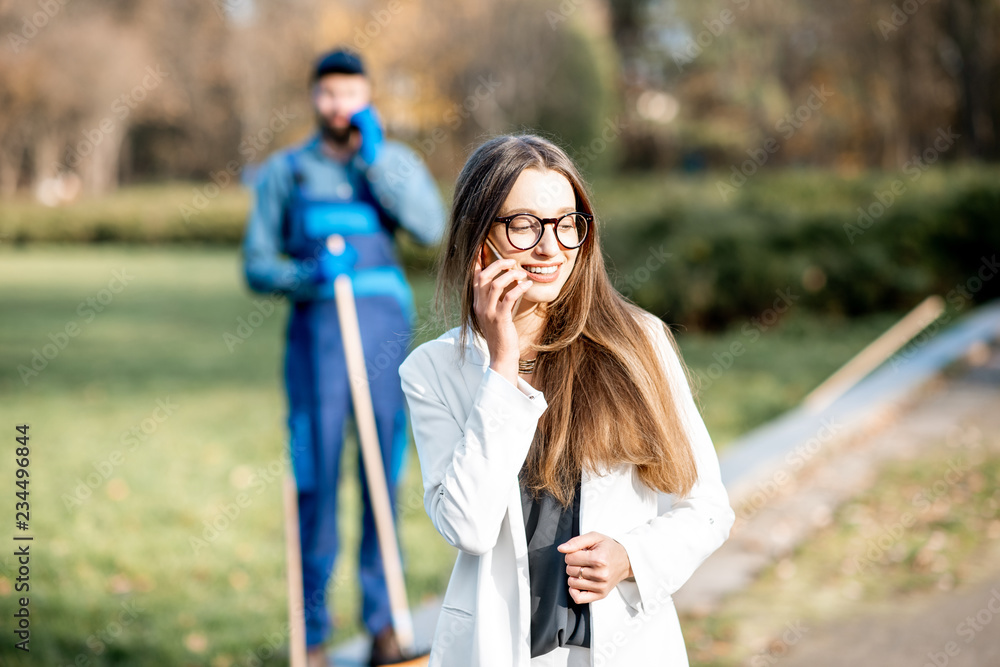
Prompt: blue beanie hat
<box><xmin>312</xmin><ymin>48</ymin><xmax>365</xmax><ymax>81</ymax></box>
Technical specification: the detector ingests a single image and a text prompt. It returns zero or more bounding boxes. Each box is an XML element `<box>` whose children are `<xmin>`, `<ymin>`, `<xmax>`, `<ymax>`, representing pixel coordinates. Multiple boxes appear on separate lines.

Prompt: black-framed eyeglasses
<box><xmin>492</xmin><ymin>212</ymin><xmax>592</xmax><ymax>250</ymax></box>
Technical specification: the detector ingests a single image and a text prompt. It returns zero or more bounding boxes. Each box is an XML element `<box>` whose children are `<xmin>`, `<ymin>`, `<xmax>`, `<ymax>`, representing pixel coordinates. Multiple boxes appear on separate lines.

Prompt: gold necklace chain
<box><xmin>518</xmin><ymin>358</ymin><xmax>536</xmax><ymax>374</ymax></box>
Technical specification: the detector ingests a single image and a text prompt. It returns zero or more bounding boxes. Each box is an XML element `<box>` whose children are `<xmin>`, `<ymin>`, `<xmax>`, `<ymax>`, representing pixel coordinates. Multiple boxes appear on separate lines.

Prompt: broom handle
<box><xmin>284</xmin><ymin>474</ymin><xmax>308</xmax><ymax>667</ymax></box>
<box><xmin>803</xmin><ymin>295</ymin><xmax>945</xmax><ymax>411</ymax></box>
<box><xmin>333</xmin><ymin>273</ymin><xmax>417</xmax><ymax>653</ymax></box>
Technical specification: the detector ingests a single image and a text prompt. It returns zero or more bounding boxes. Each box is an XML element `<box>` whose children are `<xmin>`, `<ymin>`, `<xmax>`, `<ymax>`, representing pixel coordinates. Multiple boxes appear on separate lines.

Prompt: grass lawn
<box><xmin>0</xmin><ymin>244</ymin><xmax>909</xmax><ymax>665</ymax></box>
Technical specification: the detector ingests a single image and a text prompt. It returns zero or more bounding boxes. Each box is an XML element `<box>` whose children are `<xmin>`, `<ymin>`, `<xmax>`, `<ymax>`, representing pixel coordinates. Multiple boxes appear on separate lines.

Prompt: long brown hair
<box><xmin>435</xmin><ymin>134</ymin><xmax>697</xmax><ymax>506</ymax></box>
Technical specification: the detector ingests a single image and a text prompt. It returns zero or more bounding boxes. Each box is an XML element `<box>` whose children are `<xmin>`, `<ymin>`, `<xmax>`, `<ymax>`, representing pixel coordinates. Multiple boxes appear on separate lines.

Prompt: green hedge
<box><xmin>0</xmin><ymin>182</ymin><xmax>250</xmax><ymax>245</ymax></box>
<box><xmin>3</xmin><ymin>167</ymin><xmax>997</xmax><ymax>330</ymax></box>
<box><xmin>594</xmin><ymin>166</ymin><xmax>1000</xmax><ymax>329</ymax></box>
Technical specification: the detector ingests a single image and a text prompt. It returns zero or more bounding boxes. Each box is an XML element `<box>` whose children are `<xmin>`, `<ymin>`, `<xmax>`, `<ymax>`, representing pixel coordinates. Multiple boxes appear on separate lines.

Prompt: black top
<box><xmin>519</xmin><ymin>469</ymin><xmax>591</xmax><ymax>657</ymax></box>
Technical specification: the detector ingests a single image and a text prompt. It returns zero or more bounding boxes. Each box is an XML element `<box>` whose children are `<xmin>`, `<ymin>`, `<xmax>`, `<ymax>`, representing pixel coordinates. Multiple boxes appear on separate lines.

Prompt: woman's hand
<box><xmin>558</xmin><ymin>532</ymin><xmax>634</xmax><ymax>604</ymax></box>
<box><xmin>473</xmin><ymin>252</ymin><xmax>531</xmax><ymax>386</ymax></box>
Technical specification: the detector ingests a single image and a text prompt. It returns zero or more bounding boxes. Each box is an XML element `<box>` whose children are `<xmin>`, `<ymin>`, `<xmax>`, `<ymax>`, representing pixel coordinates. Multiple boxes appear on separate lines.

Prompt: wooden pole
<box><xmin>333</xmin><ymin>274</ymin><xmax>417</xmax><ymax>654</ymax></box>
<box><xmin>804</xmin><ymin>295</ymin><xmax>945</xmax><ymax>412</ymax></box>
<box><xmin>284</xmin><ymin>474</ymin><xmax>308</xmax><ymax>667</ymax></box>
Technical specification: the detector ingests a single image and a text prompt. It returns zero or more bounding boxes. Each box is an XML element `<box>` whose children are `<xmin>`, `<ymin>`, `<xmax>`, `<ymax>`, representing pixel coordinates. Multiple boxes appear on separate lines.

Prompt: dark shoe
<box><xmin>307</xmin><ymin>645</ymin><xmax>328</xmax><ymax>667</ymax></box>
<box><xmin>368</xmin><ymin>625</ymin><xmax>404</xmax><ymax>666</ymax></box>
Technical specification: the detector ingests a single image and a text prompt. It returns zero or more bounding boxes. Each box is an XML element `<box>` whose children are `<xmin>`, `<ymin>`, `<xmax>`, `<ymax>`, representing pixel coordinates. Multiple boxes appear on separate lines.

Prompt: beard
<box><xmin>318</xmin><ymin>113</ymin><xmax>353</xmax><ymax>145</ymax></box>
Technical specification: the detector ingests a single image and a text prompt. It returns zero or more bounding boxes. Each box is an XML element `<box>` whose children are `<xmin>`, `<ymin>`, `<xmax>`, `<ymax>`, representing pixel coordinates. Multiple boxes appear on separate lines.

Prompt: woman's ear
<box><xmin>475</xmin><ymin>240</ymin><xmax>488</xmax><ymax>271</ymax></box>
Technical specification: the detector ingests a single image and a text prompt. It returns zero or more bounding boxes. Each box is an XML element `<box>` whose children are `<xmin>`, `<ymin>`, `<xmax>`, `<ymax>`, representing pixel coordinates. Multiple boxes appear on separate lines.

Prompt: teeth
<box><xmin>525</xmin><ymin>265</ymin><xmax>558</xmax><ymax>275</ymax></box>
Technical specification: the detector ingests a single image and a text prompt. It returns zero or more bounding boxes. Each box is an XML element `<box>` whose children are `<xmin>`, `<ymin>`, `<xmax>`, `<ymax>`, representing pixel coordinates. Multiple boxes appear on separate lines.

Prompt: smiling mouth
<box><xmin>522</xmin><ymin>264</ymin><xmax>561</xmax><ymax>282</ymax></box>
<box><xmin>524</xmin><ymin>265</ymin><xmax>558</xmax><ymax>275</ymax></box>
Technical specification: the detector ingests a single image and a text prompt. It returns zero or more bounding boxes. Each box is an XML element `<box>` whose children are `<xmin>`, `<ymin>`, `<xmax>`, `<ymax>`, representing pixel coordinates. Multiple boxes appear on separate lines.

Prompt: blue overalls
<box><xmin>282</xmin><ymin>146</ymin><xmax>414</xmax><ymax>647</ymax></box>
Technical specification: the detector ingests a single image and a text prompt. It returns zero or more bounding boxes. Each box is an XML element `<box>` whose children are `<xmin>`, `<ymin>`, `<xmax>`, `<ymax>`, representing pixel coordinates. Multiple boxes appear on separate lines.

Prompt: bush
<box><xmin>0</xmin><ymin>182</ymin><xmax>250</xmax><ymax>245</ymax></box>
<box><xmin>596</xmin><ymin>166</ymin><xmax>1000</xmax><ymax>329</ymax></box>
<box><xmin>3</xmin><ymin>167</ymin><xmax>997</xmax><ymax>331</ymax></box>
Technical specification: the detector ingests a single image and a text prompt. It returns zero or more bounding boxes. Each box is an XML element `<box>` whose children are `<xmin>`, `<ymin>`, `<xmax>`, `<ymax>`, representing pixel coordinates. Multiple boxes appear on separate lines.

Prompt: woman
<box><xmin>398</xmin><ymin>135</ymin><xmax>734</xmax><ymax>666</ymax></box>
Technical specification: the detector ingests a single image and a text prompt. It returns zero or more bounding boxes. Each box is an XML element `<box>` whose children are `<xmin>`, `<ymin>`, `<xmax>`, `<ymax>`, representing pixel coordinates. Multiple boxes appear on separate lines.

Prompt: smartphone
<box><xmin>482</xmin><ymin>237</ymin><xmax>524</xmax><ymax>313</ymax></box>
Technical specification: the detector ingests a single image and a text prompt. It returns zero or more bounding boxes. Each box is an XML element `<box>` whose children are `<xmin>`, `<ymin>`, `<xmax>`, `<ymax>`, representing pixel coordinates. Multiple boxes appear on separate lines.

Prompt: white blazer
<box><xmin>398</xmin><ymin>311</ymin><xmax>735</xmax><ymax>667</ymax></box>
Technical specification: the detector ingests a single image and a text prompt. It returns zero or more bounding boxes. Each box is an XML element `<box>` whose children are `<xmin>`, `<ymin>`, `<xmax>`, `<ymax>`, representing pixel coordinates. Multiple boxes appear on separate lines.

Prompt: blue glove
<box><xmin>312</xmin><ymin>244</ymin><xmax>359</xmax><ymax>285</ymax></box>
<box><xmin>349</xmin><ymin>106</ymin><xmax>384</xmax><ymax>166</ymax></box>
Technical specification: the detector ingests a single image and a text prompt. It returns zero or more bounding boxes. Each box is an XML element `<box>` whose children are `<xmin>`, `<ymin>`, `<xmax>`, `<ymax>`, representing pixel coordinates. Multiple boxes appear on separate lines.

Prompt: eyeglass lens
<box><xmin>506</xmin><ymin>214</ymin><xmax>588</xmax><ymax>250</ymax></box>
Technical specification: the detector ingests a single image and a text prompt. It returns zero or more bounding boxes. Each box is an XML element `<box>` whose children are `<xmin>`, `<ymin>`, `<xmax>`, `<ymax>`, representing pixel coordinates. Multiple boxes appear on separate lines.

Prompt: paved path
<box><xmin>758</xmin><ymin>354</ymin><xmax>1000</xmax><ymax>667</ymax></box>
<box><xmin>779</xmin><ymin>571</ymin><xmax>1000</xmax><ymax>667</ymax></box>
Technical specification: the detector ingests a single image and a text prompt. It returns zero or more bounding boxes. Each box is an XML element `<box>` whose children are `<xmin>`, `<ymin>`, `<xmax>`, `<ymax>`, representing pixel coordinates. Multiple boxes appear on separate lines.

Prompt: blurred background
<box><xmin>1</xmin><ymin>0</ymin><xmax>998</xmax><ymax>665</ymax></box>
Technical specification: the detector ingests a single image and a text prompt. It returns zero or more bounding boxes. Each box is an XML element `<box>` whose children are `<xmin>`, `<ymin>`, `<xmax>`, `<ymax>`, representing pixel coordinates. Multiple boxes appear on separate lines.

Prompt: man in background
<box><xmin>242</xmin><ymin>48</ymin><xmax>445</xmax><ymax>666</ymax></box>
